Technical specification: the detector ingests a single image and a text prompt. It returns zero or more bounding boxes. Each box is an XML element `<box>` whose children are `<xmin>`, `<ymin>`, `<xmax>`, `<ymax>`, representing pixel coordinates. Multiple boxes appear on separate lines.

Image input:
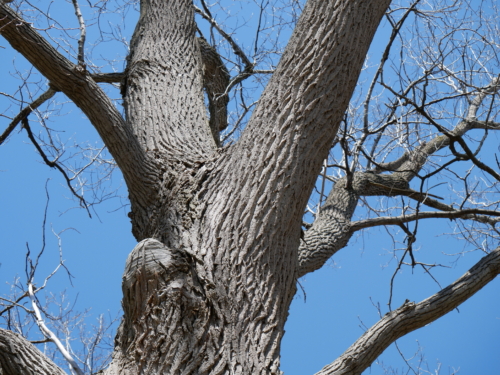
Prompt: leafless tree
<box><xmin>1</xmin><ymin>0</ymin><xmax>499</xmax><ymax>374</ymax></box>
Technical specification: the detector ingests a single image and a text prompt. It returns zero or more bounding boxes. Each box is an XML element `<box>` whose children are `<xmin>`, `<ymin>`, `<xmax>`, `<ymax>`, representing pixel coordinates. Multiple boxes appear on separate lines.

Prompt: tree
<box><xmin>1</xmin><ymin>0</ymin><xmax>499</xmax><ymax>374</ymax></box>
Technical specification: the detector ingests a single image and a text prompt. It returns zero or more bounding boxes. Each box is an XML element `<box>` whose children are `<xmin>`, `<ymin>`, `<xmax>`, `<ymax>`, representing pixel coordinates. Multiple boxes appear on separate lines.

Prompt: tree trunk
<box><xmin>0</xmin><ymin>0</ymin><xmax>391</xmax><ymax>374</ymax></box>
<box><xmin>103</xmin><ymin>1</ymin><xmax>392</xmax><ymax>374</ymax></box>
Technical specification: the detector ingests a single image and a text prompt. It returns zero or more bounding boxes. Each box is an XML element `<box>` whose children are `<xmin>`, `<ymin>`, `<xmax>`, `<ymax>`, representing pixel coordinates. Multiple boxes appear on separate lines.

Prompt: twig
<box><xmin>21</xmin><ymin>117</ymin><xmax>91</xmax><ymax>217</ymax></box>
<box><xmin>194</xmin><ymin>5</ymin><xmax>253</xmax><ymax>70</ymax></box>
<box><xmin>28</xmin><ymin>283</ymin><xmax>84</xmax><ymax>375</ymax></box>
<box><xmin>71</xmin><ymin>0</ymin><xmax>86</xmax><ymax>66</ymax></box>
<box><xmin>0</xmin><ymin>87</ymin><xmax>57</xmax><ymax>145</ymax></box>
<box><xmin>350</xmin><ymin>208</ymin><xmax>500</xmax><ymax>232</ymax></box>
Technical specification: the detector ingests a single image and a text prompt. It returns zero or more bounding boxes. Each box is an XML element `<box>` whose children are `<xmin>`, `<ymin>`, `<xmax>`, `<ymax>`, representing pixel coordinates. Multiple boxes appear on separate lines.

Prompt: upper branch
<box><xmin>0</xmin><ymin>4</ymin><xmax>157</xmax><ymax>201</ymax></box>
<box><xmin>0</xmin><ymin>86</ymin><xmax>57</xmax><ymax>145</ymax></box>
<box><xmin>314</xmin><ymin>247</ymin><xmax>500</xmax><ymax>375</ymax></box>
<box><xmin>211</xmin><ymin>0</ymin><xmax>392</xmax><ymax>258</ymax></box>
<box><xmin>298</xmin><ymin>78</ymin><xmax>500</xmax><ymax>277</ymax></box>
<box><xmin>123</xmin><ymin>0</ymin><xmax>215</xmax><ymax>163</ymax></box>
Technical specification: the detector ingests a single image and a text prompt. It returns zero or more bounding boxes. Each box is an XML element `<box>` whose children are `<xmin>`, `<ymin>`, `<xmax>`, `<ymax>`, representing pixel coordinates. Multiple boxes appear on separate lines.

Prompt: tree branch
<box><xmin>194</xmin><ymin>5</ymin><xmax>254</xmax><ymax>70</ymax></box>
<box><xmin>0</xmin><ymin>328</ymin><xmax>67</xmax><ymax>375</ymax></box>
<box><xmin>21</xmin><ymin>117</ymin><xmax>91</xmax><ymax>216</ymax></box>
<box><xmin>0</xmin><ymin>87</ymin><xmax>57</xmax><ymax>146</ymax></box>
<box><xmin>315</xmin><ymin>247</ymin><xmax>500</xmax><ymax>375</ymax></box>
<box><xmin>91</xmin><ymin>72</ymin><xmax>125</xmax><ymax>83</ymax></box>
<box><xmin>70</xmin><ymin>0</ymin><xmax>86</xmax><ymax>66</ymax></box>
<box><xmin>0</xmin><ymin>4</ymin><xmax>157</xmax><ymax>203</ymax></box>
<box><xmin>28</xmin><ymin>283</ymin><xmax>84</xmax><ymax>375</ymax></box>
<box><xmin>298</xmin><ymin>75</ymin><xmax>500</xmax><ymax>276</ymax></box>
<box><xmin>211</xmin><ymin>1</ymin><xmax>392</xmax><ymax>274</ymax></box>
<box><xmin>350</xmin><ymin>209</ymin><xmax>500</xmax><ymax>232</ymax></box>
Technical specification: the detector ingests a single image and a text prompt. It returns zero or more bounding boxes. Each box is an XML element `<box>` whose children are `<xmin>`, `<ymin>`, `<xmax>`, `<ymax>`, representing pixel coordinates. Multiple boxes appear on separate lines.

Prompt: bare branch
<box><xmin>71</xmin><ymin>0</ymin><xmax>86</xmax><ymax>66</ymax></box>
<box><xmin>315</xmin><ymin>247</ymin><xmax>500</xmax><ymax>375</ymax></box>
<box><xmin>0</xmin><ymin>4</ymin><xmax>157</xmax><ymax>199</ymax></box>
<box><xmin>0</xmin><ymin>87</ymin><xmax>57</xmax><ymax>146</ymax></box>
<box><xmin>350</xmin><ymin>209</ymin><xmax>500</xmax><ymax>232</ymax></box>
<box><xmin>91</xmin><ymin>72</ymin><xmax>125</xmax><ymax>84</ymax></box>
<box><xmin>21</xmin><ymin>118</ymin><xmax>91</xmax><ymax>216</ymax></box>
<box><xmin>194</xmin><ymin>5</ymin><xmax>254</xmax><ymax>70</ymax></box>
<box><xmin>28</xmin><ymin>283</ymin><xmax>84</xmax><ymax>375</ymax></box>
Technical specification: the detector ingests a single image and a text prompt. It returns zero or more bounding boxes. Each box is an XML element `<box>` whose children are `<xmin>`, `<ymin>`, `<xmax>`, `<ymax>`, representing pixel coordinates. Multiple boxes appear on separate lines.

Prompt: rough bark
<box><xmin>0</xmin><ymin>3</ymin><xmax>158</xmax><ymax>212</ymax></box>
<box><xmin>107</xmin><ymin>0</ymin><xmax>393</xmax><ymax>373</ymax></box>
<box><xmin>198</xmin><ymin>37</ymin><xmax>230</xmax><ymax>145</ymax></box>
<box><xmin>2</xmin><ymin>0</ymin><xmax>439</xmax><ymax>374</ymax></box>
<box><xmin>315</xmin><ymin>247</ymin><xmax>500</xmax><ymax>375</ymax></box>
<box><xmin>298</xmin><ymin>78</ymin><xmax>500</xmax><ymax>276</ymax></box>
<box><xmin>0</xmin><ymin>328</ymin><xmax>66</xmax><ymax>375</ymax></box>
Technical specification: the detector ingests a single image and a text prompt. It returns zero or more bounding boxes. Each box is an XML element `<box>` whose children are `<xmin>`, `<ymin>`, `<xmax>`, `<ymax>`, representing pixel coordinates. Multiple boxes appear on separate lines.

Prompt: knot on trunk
<box><xmin>117</xmin><ymin>239</ymin><xmax>209</xmax><ymax>372</ymax></box>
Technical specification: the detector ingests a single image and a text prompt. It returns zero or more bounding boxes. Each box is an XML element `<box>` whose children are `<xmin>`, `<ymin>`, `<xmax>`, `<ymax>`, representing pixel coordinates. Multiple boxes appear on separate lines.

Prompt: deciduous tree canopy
<box><xmin>1</xmin><ymin>0</ymin><xmax>499</xmax><ymax>374</ymax></box>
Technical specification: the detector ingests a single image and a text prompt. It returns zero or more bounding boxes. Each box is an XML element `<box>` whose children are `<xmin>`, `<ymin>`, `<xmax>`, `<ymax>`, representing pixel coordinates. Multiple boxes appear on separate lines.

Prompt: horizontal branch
<box><xmin>315</xmin><ymin>247</ymin><xmax>500</xmax><ymax>375</ymax></box>
<box><xmin>350</xmin><ymin>208</ymin><xmax>500</xmax><ymax>232</ymax></box>
<box><xmin>91</xmin><ymin>72</ymin><xmax>125</xmax><ymax>83</ymax></box>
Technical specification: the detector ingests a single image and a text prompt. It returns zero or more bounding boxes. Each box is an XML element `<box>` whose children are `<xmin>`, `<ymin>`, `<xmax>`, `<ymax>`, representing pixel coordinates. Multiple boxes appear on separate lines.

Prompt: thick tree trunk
<box><xmin>3</xmin><ymin>1</ymin><xmax>500</xmax><ymax>374</ymax></box>
<box><xmin>0</xmin><ymin>1</ymin><xmax>391</xmax><ymax>374</ymax></box>
<box><xmin>103</xmin><ymin>1</ymin><xmax>392</xmax><ymax>374</ymax></box>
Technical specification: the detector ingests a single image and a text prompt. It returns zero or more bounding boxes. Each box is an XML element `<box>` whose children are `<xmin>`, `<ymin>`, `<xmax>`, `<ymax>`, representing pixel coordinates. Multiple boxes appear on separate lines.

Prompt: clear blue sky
<box><xmin>1</xmin><ymin>1</ymin><xmax>499</xmax><ymax>374</ymax></box>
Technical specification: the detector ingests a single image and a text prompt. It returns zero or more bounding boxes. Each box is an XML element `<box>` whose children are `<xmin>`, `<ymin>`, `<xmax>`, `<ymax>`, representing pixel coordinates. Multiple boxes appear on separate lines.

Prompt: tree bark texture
<box><xmin>0</xmin><ymin>0</ymin><xmax>418</xmax><ymax>374</ymax></box>
<box><xmin>0</xmin><ymin>328</ymin><xmax>66</xmax><ymax>375</ymax></box>
<box><xmin>106</xmin><ymin>1</ymin><xmax>392</xmax><ymax>373</ymax></box>
<box><xmin>315</xmin><ymin>247</ymin><xmax>500</xmax><ymax>375</ymax></box>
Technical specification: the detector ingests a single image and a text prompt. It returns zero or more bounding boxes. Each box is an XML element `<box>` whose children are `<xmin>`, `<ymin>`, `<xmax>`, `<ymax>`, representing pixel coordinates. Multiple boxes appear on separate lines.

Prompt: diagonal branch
<box><xmin>0</xmin><ymin>328</ymin><xmax>67</xmax><ymax>375</ymax></box>
<box><xmin>299</xmin><ymin>76</ymin><xmax>500</xmax><ymax>277</ymax></box>
<box><xmin>21</xmin><ymin>117</ymin><xmax>91</xmax><ymax>216</ymax></box>
<box><xmin>314</xmin><ymin>247</ymin><xmax>500</xmax><ymax>375</ymax></box>
<box><xmin>28</xmin><ymin>283</ymin><xmax>85</xmax><ymax>375</ymax></box>
<box><xmin>0</xmin><ymin>4</ymin><xmax>157</xmax><ymax>202</ymax></box>
<box><xmin>194</xmin><ymin>6</ymin><xmax>274</xmax><ymax>97</ymax></box>
<box><xmin>0</xmin><ymin>86</ymin><xmax>57</xmax><ymax>146</ymax></box>
<box><xmin>194</xmin><ymin>5</ymin><xmax>254</xmax><ymax>70</ymax></box>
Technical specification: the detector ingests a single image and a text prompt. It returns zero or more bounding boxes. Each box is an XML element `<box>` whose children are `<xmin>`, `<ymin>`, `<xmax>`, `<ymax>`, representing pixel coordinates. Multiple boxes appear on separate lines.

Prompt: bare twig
<box><xmin>194</xmin><ymin>5</ymin><xmax>253</xmax><ymax>70</ymax></box>
<box><xmin>71</xmin><ymin>0</ymin><xmax>86</xmax><ymax>66</ymax></box>
<box><xmin>316</xmin><ymin>247</ymin><xmax>500</xmax><ymax>375</ymax></box>
<box><xmin>21</xmin><ymin>117</ymin><xmax>91</xmax><ymax>217</ymax></box>
<box><xmin>28</xmin><ymin>283</ymin><xmax>84</xmax><ymax>375</ymax></box>
<box><xmin>0</xmin><ymin>87</ymin><xmax>57</xmax><ymax>145</ymax></box>
<box><xmin>350</xmin><ymin>208</ymin><xmax>500</xmax><ymax>232</ymax></box>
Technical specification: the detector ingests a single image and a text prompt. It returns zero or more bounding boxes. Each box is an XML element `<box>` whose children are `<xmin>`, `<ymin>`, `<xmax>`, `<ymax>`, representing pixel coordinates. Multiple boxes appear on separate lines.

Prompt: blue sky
<box><xmin>1</xmin><ymin>1</ymin><xmax>499</xmax><ymax>374</ymax></box>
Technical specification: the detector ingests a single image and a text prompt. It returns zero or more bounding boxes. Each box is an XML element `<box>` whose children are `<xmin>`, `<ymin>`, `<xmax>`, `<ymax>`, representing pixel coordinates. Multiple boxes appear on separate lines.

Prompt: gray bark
<box><xmin>5</xmin><ymin>1</ymin><xmax>495</xmax><ymax>375</ymax></box>
<box><xmin>315</xmin><ymin>246</ymin><xmax>500</xmax><ymax>375</ymax></box>
<box><xmin>0</xmin><ymin>328</ymin><xmax>66</xmax><ymax>375</ymax></box>
<box><xmin>298</xmin><ymin>78</ymin><xmax>500</xmax><ymax>277</ymax></box>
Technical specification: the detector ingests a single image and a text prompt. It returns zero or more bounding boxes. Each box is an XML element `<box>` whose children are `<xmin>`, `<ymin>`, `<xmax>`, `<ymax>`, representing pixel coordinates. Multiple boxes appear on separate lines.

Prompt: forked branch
<box><xmin>0</xmin><ymin>87</ymin><xmax>57</xmax><ymax>145</ymax></box>
<box><xmin>0</xmin><ymin>3</ymin><xmax>157</xmax><ymax>198</ymax></box>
